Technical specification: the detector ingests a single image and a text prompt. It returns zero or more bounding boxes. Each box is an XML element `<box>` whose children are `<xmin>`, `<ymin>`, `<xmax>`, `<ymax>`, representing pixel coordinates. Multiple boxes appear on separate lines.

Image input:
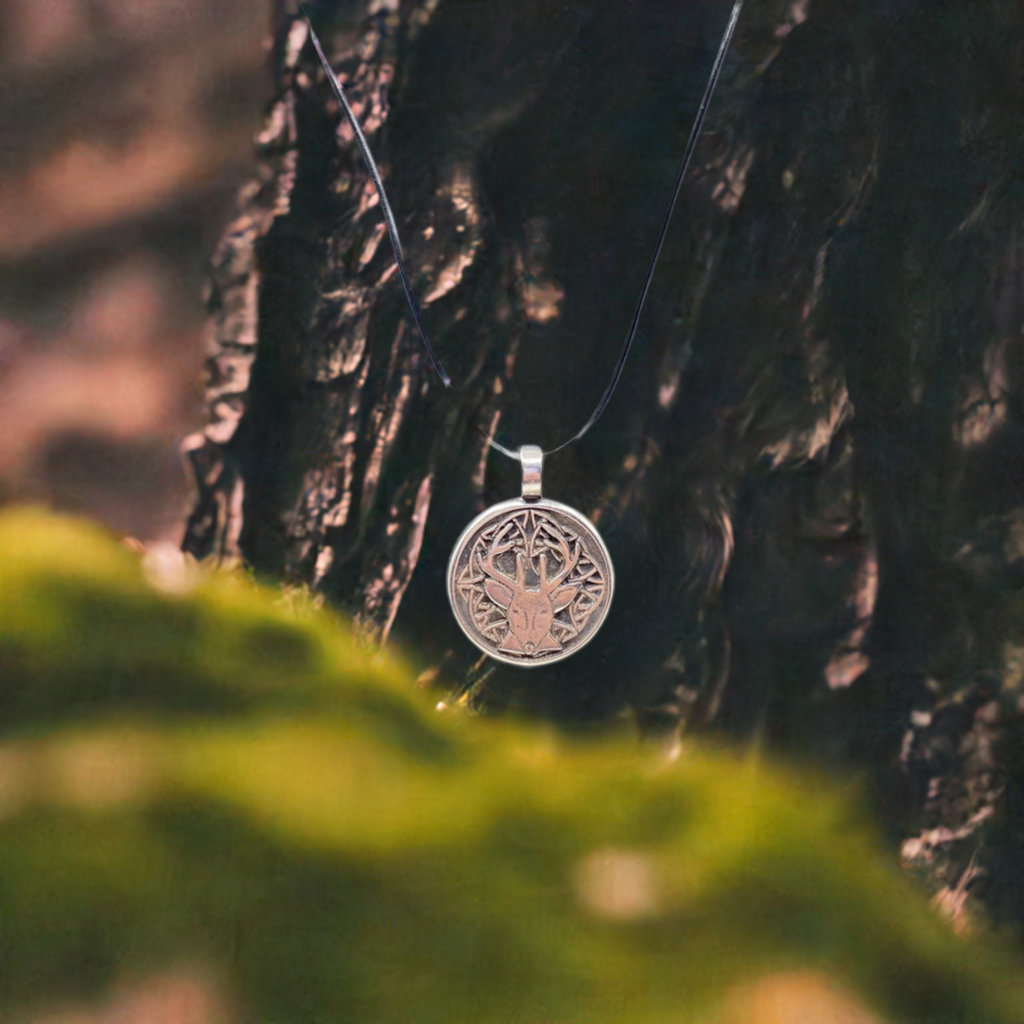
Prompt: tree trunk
<box><xmin>184</xmin><ymin>0</ymin><xmax>1024</xmax><ymax>927</ymax></box>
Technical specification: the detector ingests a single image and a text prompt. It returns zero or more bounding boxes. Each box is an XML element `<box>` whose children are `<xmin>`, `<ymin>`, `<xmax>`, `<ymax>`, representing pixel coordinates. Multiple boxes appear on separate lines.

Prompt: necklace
<box><xmin>307</xmin><ymin>2</ymin><xmax>744</xmax><ymax>666</ymax></box>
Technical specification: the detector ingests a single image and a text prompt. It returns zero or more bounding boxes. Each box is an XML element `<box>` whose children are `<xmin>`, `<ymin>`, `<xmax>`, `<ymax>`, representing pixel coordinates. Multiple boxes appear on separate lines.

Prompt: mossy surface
<box><xmin>1</xmin><ymin>508</ymin><xmax>1022</xmax><ymax>1023</ymax></box>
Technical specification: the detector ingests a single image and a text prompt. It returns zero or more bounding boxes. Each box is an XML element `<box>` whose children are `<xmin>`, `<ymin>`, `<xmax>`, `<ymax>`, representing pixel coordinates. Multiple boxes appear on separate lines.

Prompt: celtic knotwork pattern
<box><xmin>456</xmin><ymin>507</ymin><xmax>608</xmax><ymax>659</ymax></box>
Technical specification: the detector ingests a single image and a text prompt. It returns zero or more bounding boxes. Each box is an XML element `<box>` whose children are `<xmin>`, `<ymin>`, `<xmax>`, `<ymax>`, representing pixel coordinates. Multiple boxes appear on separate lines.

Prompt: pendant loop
<box><xmin>520</xmin><ymin>445</ymin><xmax>543</xmax><ymax>501</ymax></box>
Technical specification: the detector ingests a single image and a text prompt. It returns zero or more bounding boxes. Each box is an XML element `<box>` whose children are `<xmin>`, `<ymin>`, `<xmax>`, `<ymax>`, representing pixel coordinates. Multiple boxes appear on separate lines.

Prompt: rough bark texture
<box><xmin>184</xmin><ymin>0</ymin><xmax>1024</xmax><ymax>931</ymax></box>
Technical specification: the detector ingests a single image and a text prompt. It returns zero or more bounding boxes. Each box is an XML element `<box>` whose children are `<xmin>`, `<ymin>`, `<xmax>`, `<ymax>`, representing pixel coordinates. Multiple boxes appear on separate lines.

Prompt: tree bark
<box><xmin>184</xmin><ymin>0</ymin><xmax>1024</xmax><ymax>926</ymax></box>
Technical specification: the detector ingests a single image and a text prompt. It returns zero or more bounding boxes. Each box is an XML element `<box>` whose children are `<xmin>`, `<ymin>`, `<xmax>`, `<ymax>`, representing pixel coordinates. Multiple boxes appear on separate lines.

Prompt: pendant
<box><xmin>447</xmin><ymin>446</ymin><xmax>614</xmax><ymax>666</ymax></box>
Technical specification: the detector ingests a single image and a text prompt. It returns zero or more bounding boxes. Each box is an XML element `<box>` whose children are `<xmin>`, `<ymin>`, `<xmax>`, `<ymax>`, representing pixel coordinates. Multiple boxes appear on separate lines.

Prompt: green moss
<box><xmin>0</xmin><ymin>508</ymin><xmax>1022</xmax><ymax>1022</ymax></box>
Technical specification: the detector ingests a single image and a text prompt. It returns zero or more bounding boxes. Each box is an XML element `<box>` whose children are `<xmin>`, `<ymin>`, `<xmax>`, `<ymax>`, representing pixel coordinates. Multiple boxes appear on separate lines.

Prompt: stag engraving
<box><xmin>456</xmin><ymin>509</ymin><xmax>607</xmax><ymax>658</ymax></box>
<box><xmin>482</xmin><ymin>519</ymin><xmax>580</xmax><ymax>654</ymax></box>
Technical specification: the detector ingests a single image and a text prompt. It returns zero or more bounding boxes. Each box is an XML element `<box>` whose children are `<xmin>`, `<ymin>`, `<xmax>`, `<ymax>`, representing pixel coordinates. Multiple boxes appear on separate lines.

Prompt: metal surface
<box><xmin>520</xmin><ymin>445</ymin><xmax>543</xmax><ymax>501</ymax></box>
<box><xmin>448</xmin><ymin>494</ymin><xmax>614</xmax><ymax>667</ymax></box>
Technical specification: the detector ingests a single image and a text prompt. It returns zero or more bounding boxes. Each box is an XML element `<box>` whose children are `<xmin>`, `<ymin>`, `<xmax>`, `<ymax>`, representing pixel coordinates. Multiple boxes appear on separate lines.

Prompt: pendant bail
<box><xmin>520</xmin><ymin>445</ymin><xmax>543</xmax><ymax>501</ymax></box>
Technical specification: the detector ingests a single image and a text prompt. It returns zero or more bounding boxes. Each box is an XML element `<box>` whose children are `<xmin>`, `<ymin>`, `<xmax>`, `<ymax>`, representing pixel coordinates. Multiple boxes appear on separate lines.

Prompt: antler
<box><xmin>538</xmin><ymin>527</ymin><xmax>579</xmax><ymax>594</ymax></box>
<box><xmin>483</xmin><ymin>521</ymin><xmax>522</xmax><ymax>588</ymax></box>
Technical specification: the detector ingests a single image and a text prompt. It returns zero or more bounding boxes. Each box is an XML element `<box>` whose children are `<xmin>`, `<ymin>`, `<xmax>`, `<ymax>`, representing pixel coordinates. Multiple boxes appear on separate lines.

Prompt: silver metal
<box><xmin>448</xmin><ymin>488</ymin><xmax>614</xmax><ymax>667</ymax></box>
<box><xmin>520</xmin><ymin>445</ymin><xmax>543</xmax><ymax>501</ymax></box>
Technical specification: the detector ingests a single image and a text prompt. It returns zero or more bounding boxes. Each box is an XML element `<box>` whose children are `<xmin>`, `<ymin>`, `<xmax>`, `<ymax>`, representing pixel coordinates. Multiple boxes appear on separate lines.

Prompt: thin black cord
<box><xmin>305</xmin><ymin>0</ymin><xmax>744</xmax><ymax>459</ymax></box>
<box><xmin>307</xmin><ymin>14</ymin><xmax>451</xmax><ymax>388</ymax></box>
<box><xmin>547</xmin><ymin>0</ymin><xmax>745</xmax><ymax>455</ymax></box>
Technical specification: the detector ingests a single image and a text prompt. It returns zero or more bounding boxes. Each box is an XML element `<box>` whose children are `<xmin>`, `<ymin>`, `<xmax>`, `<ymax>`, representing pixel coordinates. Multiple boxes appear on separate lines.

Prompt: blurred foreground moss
<box><xmin>0</xmin><ymin>508</ymin><xmax>1023</xmax><ymax>1023</ymax></box>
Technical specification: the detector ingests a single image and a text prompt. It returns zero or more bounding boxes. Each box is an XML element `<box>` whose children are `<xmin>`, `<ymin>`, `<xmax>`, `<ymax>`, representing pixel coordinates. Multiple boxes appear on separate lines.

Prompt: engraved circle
<box><xmin>447</xmin><ymin>499</ymin><xmax>614</xmax><ymax>667</ymax></box>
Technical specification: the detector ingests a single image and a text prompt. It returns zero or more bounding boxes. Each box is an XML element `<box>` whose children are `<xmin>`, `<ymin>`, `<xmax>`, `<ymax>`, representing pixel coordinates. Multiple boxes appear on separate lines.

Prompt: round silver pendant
<box><xmin>447</xmin><ymin>447</ymin><xmax>614</xmax><ymax>667</ymax></box>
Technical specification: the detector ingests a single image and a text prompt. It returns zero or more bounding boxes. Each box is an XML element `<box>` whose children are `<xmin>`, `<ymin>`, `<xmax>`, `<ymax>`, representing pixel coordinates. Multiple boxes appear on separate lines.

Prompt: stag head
<box><xmin>481</xmin><ymin>520</ymin><xmax>580</xmax><ymax>655</ymax></box>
